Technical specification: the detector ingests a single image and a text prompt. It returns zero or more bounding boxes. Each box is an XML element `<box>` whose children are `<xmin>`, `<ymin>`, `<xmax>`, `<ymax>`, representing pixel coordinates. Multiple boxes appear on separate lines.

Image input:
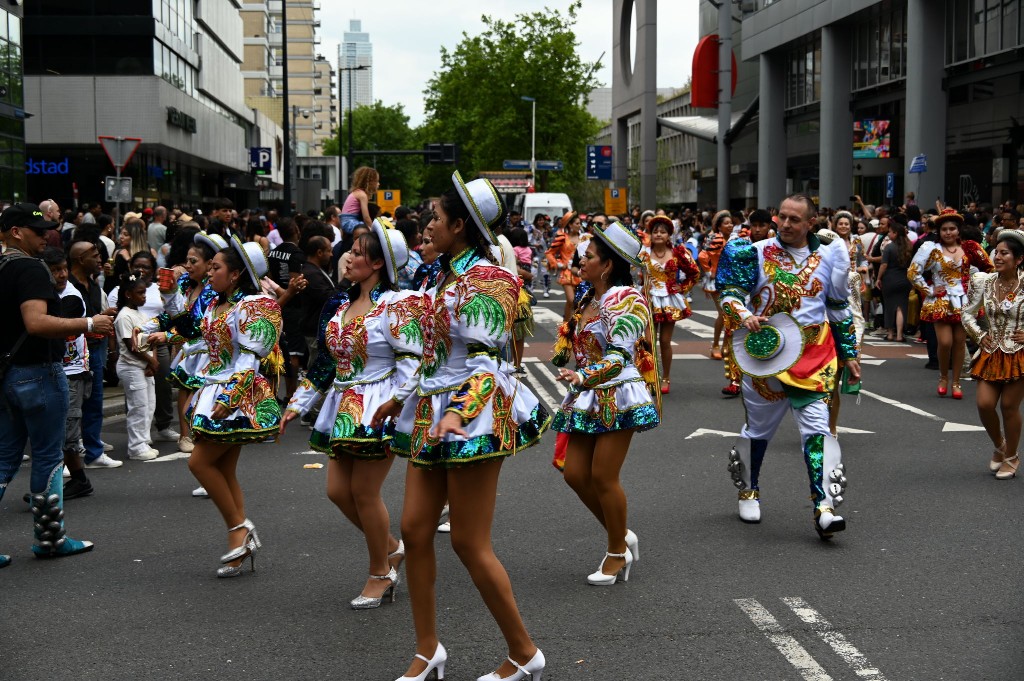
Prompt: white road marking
<box><xmin>291</xmin><ymin>450</ymin><xmax>321</xmax><ymax>456</ymax></box>
<box><xmin>692</xmin><ymin>310</ymin><xmax>717</xmax><ymax>319</ymax></box>
<box><xmin>678</xmin><ymin>318</ymin><xmax>716</xmax><ymax>339</ymax></box>
<box><xmin>860</xmin><ymin>389</ymin><xmax>945</xmax><ymax>422</ymax></box>
<box><xmin>531</xmin><ymin>307</ymin><xmax>565</xmax><ymax>325</ymax></box>
<box><xmin>734</xmin><ymin>598</ymin><xmax>834</xmax><ymax>681</ymax></box>
<box><xmin>685</xmin><ymin>428</ymin><xmax>741</xmax><ymax>439</ymax></box>
<box><xmin>524</xmin><ymin>363</ymin><xmax>562</xmax><ymax>413</ymax></box>
<box><xmin>673</xmin><ymin>353</ymin><xmax>711</xmax><ymax>360</ymax></box>
<box><xmin>836</xmin><ymin>426</ymin><xmax>874</xmax><ymax>435</ymax></box>
<box><xmin>782</xmin><ymin>597</ymin><xmax>888</xmax><ymax>681</ymax></box>
<box><xmin>906</xmin><ymin>353</ymin><xmax>929</xmax><ymax>359</ymax></box>
<box><xmin>145</xmin><ymin>452</ymin><xmax>191</xmax><ymax>463</ymax></box>
<box><xmin>942</xmin><ymin>422</ymin><xmax>986</xmax><ymax>432</ymax></box>
<box><xmin>859</xmin><ymin>359</ymin><xmax>886</xmax><ymax>366</ymax></box>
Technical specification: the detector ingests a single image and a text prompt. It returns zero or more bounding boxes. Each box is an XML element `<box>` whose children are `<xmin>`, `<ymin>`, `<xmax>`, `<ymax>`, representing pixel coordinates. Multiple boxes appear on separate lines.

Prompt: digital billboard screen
<box><xmin>853</xmin><ymin>120</ymin><xmax>891</xmax><ymax>159</ymax></box>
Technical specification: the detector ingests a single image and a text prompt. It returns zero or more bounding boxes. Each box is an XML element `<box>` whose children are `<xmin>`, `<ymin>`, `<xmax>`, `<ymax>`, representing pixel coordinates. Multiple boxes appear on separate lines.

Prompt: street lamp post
<box><xmin>521</xmin><ymin>96</ymin><xmax>536</xmax><ymax>187</ymax></box>
<box><xmin>291</xmin><ymin>105</ymin><xmax>311</xmax><ymax>210</ymax></box>
<box><xmin>339</xmin><ymin>63</ymin><xmax>368</xmax><ymax>190</ymax></box>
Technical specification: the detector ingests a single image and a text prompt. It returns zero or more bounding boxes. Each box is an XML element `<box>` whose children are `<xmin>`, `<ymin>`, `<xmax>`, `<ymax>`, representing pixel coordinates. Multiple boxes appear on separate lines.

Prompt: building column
<box><xmin>820</xmin><ymin>26</ymin><xmax>853</xmax><ymax>209</ymax></box>
<box><xmin>757</xmin><ymin>51</ymin><xmax>786</xmax><ymax>206</ymax></box>
<box><xmin>904</xmin><ymin>0</ymin><xmax>946</xmax><ymax>202</ymax></box>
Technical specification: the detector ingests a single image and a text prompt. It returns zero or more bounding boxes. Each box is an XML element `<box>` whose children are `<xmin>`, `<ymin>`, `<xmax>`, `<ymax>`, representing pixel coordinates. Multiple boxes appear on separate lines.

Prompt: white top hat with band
<box><xmin>230</xmin><ymin>234</ymin><xmax>269</xmax><ymax>288</ymax></box>
<box><xmin>592</xmin><ymin>222</ymin><xmax>643</xmax><ymax>267</ymax></box>
<box><xmin>195</xmin><ymin>231</ymin><xmax>229</xmax><ymax>254</ymax></box>
<box><xmin>731</xmin><ymin>312</ymin><xmax>803</xmax><ymax>378</ymax></box>
<box><xmin>452</xmin><ymin>170</ymin><xmax>502</xmax><ymax>245</ymax></box>
<box><xmin>370</xmin><ymin>216</ymin><xmax>410</xmax><ymax>286</ymax></box>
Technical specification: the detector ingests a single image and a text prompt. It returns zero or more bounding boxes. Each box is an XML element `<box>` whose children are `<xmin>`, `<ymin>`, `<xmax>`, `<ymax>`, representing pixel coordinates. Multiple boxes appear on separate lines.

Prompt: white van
<box><xmin>512</xmin><ymin>192</ymin><xmax>573</xmax><ymax>225</ymax></box>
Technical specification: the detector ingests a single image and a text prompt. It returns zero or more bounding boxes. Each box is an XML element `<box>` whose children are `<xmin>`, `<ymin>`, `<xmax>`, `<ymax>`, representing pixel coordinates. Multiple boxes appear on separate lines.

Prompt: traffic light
<box><xmin>424</xmin><ymin>142</ymin><xmax>459</xmax><ymax>165</ymax></box>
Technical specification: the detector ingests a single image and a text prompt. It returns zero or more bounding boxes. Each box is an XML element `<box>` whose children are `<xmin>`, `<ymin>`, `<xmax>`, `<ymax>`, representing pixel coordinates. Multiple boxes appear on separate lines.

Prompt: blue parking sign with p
<box><xmin>250</xmin><ymin>147</ymin><xmax>271</xmax><ymax>175</ymax></box>
<box><xmin>611</xmin><ymin>189</ymin><xmax>620</xmax><ymax>199</ymax></box>
<box><xmin>384</xmin><ymin>191</ymin><xmax>394</xmax><ymax>201</ymax></box>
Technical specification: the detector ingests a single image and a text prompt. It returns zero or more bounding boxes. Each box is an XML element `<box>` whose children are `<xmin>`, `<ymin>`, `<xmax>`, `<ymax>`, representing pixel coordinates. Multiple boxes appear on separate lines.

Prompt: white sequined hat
<box><xmin>370</xmin><ymin>216</ymin><xmax>410</xmax><ymax>286</ymax></box>
<box><xmin>452</xmin><ymin>170</ymin><xmax>502</xmax><ymax>245</ymax></box>
<box><xmin>731</xmin><ymin>312</ymin><xmax>803</xmax><ymax>378</ymax></box>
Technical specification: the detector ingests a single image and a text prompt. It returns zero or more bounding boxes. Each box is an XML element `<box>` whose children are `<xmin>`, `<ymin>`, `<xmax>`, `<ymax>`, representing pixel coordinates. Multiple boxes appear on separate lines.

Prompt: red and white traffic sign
<box><xmin>98</xmin><ymin>136</ymin><xmax>142</xmax><ymax>171</ymax></box>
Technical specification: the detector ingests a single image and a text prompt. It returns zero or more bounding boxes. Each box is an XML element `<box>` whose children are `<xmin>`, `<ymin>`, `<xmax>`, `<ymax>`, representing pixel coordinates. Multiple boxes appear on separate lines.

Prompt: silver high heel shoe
<box><xmin>395</xmin><ymin>642</ymin><xmax>447</xmax><ymax>681</ymax></box>
<box><xmin>625</xmin><ymin>529</ymin><xmax>639</xmax><ymax>562</ymax></box>
<box><xmin>220</xmin><ymin>519</ymin><xmax>261</xmax><ymax>564</ymax></box>
<box><xmin>350</xmin><ymin>566</ymin><xmax>399</xmax><ymax>609</ymax></box>
<box><xmin>216</xmin><ymin>551</ymin><xmax>255</xmax><ymax>578</ymax></box>
<box><xmin>476</xmin><ymin>649</ymin><xmax>545</xmax><ymax>681</ymax></box>
<box><xmin>388</xmin><ymin>539</ymin><xmax>406</xmax><ymax>569</ymax></box>
<box><xmin>586</xmin><ymin>550</ymin><xmax>632</xmax><ymax>585</ymax></box>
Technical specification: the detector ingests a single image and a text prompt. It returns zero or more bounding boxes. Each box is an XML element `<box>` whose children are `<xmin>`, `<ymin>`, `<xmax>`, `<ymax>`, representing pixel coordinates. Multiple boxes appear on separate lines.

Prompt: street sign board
<box><xmin>503</xmin><ymin>160</ymin><xmax>531</xmax><ymax>170</ymax></box>
<box><xmin>535</xmin><ymin>160</ymin><xmax>563</xmax><ymax>172</ymax></box>
<box><xmin>909</xmin><ymin>154</ymin><xmax>927</xmax><ymax>174</ymax></box>
<box><xmin>98</xmin><ymin>136</ymin><xmax>142</xmax><ymax>171</ymax></box>
<box><xmin>250</xmin><ymin>147</ymin><xmax>272</xmax><ymax>175</ymax></box>
<box><xmin>105</xmin><ymin>176</ymin><xmax>132</xmax><ymax>203</ymax></box>
<box><xmin>886</xmin><ymin>172</ymin><xmax>895</xmax><ymax>199</ymax></box>
<box><xmin>377</xmin><ymin>189</ymin><xmax>401</xmax><ymax>216</ymax></box>
<box><xmin>604</xmin><ymin>187</ymin><xmax>627</xmax><ymax>216</ymax></box>
<box><xmin>586</xmin><ymin>145</ymin><xmax>613</xmax><ymax>180</ymax></box>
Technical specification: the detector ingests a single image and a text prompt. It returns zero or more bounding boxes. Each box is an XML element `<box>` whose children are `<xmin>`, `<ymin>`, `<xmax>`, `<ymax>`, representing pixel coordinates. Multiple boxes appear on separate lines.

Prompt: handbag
<box><xmin>0</xmin><ymin>251</ymin><xmax>31</xmax><ymax>382</ymax></box>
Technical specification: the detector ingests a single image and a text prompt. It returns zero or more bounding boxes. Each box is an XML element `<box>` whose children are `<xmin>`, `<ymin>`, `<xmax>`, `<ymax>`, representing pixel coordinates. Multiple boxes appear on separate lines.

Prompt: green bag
<box><xmin>840</xmin><ymin>364</ymin><xmax>861</xmax><ymax>395</ymax></box>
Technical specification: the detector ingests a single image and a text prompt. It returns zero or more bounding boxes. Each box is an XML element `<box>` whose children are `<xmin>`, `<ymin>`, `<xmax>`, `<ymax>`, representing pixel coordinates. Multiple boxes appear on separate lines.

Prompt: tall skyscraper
<box><xmin>339</xmin><ymin>20</ymin><xmax>373</xmax><ymax>111</ymax></box>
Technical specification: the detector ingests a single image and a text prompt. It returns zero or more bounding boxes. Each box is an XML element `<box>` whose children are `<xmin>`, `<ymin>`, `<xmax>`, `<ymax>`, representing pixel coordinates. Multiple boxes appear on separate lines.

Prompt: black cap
<box><xmin>0</xmin><ymin>203</ymin><xmax>59</xmax><ymax>232</ymax></box>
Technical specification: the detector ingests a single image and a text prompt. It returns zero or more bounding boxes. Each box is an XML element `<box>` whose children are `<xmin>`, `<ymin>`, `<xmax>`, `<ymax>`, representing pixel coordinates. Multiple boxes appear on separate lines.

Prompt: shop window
<box><xmin>785</xmin><ymin>32</ymin><xmax>820</xmax><ymax>110</ymax></box>
<box><xmin>852</xmin><ymin>1</ymin><xmax>908</xmax><ymax>92</ymax></box>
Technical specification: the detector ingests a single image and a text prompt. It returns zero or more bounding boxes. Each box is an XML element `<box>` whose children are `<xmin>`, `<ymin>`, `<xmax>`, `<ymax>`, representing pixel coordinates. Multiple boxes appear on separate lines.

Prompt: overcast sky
<box><xmin>321</xmin><ymin>1</ymin><xmax>701</xmax><ymax>126</ymax></box>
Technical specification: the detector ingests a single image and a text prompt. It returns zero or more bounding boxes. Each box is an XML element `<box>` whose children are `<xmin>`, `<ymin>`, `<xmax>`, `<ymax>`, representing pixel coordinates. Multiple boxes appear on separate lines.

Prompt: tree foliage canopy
<box><xmin>421</xmin><ymin>1</ymin><xmax>602</xmax><ymax>198</ymax></box>
<box><xmin>323</xmin><ymin>101</ymin><xmax>422</xmax><ymax>202</ymax></box>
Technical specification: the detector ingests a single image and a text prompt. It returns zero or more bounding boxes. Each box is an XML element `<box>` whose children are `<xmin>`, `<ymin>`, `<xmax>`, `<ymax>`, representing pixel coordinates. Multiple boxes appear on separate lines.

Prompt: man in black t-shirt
<box><xmin>0</xmin><ymin>204</ymin><xmax>113</xmax><ymax>567</ymax></box>
<box><xmin>266</xmin><ymin>219</ymin><xmax>307</xmax><ymax>398</ymax></box>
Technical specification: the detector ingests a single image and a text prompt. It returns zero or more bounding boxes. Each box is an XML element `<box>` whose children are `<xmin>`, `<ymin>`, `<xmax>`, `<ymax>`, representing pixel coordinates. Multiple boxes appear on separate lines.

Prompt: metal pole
<box><xmin>717</xmin><ymin>0</ymin><xmax>731</xmax><ymax>210</ymax></box>
<box><xmin>347</xmin><ymin>66</ymin><xmax>354</xmax><ymax>181</ymax></box>
<box><xmin>530</xmin><ymin>99</ymin><xmax>536</xmax><ymax>188</ymax></box>
<box><xmin>282</xmin><ymin>0</ymin><xmax>291</xmax><ymax>212</ymax></box>
<box><xmin>290</xmin><ymin>105</ymin><xmax>297</xmax><ymax>211</ymax></box>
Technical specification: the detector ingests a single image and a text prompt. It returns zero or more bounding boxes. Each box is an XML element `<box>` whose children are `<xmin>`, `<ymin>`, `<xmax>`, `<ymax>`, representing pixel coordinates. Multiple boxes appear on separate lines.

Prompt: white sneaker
<box><xmin>177</xmin><ymin>435</ymin><xmax>194</xmax><ymax>453</ymax></box>
<box><xmin>437</xmin><ymin>521</ymin><xmax>451</xmax><ymax>533</ymax></box>
<box><xmin>543</xmin><ymin>291</ymin><xmax>550</xmax><ymax>298</ymax></box>
<box><xmin>192</xmin><ymin>486</ymin><xmax>209</xmax><ymax>498</ymax></box>
<box><xmin>85</xmin><ymin>453</ymin><xmax>123</xmax><ymax>469</ymax></box>
<box><xmin>62</xmin><ymin>466</ymin><xmax>71</xmax><ymax>478</ymax></box>
<box><xmin>101</xmin><ymin>441</ymin><xmax>114</xmax><ymax>452</ymax></box>
<box><xmin>154</xmin><ymin>428</ymin><xmax>180</xmax><ymax>442</ymax></box>
<box><xmin>22</xmin><ymin>453</ymin><xmax>29</xmax><ymax>462</ymax></box>
<box><xmin>129</xmin><ymin>449</ymin><xmax>159</xmax><ymax>461</ymax></box>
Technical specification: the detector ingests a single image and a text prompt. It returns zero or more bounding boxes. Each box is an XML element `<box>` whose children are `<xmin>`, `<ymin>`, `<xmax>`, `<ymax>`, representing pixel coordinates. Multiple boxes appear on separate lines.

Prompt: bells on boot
<box><xmin>29</xmin><ymin>491</ymin><xmax>93</xmax><ymax>559</ymax></box>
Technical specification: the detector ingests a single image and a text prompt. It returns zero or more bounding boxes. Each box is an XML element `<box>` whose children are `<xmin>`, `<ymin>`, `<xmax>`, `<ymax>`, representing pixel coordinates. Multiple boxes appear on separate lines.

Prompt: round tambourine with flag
<box><xmin>730</xmin><ymin>312</ymin><xmax>803</xmax><ymax>378</ymax></box>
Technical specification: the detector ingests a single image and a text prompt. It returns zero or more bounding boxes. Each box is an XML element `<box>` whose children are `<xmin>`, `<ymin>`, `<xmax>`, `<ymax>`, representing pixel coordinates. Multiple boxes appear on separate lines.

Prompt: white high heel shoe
<box><xmin>586</xmin><ymin>550</ymin><xmax>632</xmax><ymax>585</ymax></box>
<box><xmin>476</xmin><ymin>649</ymin><xmax>545</xmax><ymax>681</ymax></box>
<box><xmin>625</xmin><ymin>529</ymin><xmax>639</xmax><ymax>562</ymax></box>
<box><xmin>395</xmin><ymin>642</ymin><xmax>446</xmax><ymax>681</ymax></box>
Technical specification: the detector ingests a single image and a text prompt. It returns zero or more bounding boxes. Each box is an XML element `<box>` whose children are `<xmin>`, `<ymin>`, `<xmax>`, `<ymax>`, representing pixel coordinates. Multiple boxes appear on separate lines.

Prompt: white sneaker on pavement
<box><xmin>62</xmin><ymin>466</ymin><xmax>71</xmax><ymax>478</ymax></box>
<box><xmin>192</xmin><ymin>486</ymin><xmax>209</xmax><ymax>498</ymax></box>
<box><xmin>154</xmin><ymin>428</ymin><xmax>180</xmax><ymax>442</ymax></box>
<box><xmin>85</xmin><ymin>454</ymin><xmax>123</xmax><ymax>469</ymax></box>
<box><xmin>101</xmin><ymin>441</ymin><xmax>114</xmax><ymax>452</ymax></box>
<box><xmin>437</xmin><ymin>521</ymin><xmax>451</xmax><ymax>533</ymax></box>
<box><xmin>129</xmin><ymin>449</ymin><xmax>159</xmax><ymax>461</ymax></box>
<box><xmin>177</xmin><ymin>435</ymin><xmax>194</xmax><ymax>453</ymax></box>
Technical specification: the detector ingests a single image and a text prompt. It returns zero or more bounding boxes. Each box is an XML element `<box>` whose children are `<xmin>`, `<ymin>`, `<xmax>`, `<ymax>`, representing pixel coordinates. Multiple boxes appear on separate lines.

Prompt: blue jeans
<box><xmin>0</xmin><ymin>363</ymin><xmax>69</xmax><ymax>497</ymax></box>
<box><xmin>82</xmin><ymin>340</ymin><xmax>106</xmax><ymax>462</ymax></box>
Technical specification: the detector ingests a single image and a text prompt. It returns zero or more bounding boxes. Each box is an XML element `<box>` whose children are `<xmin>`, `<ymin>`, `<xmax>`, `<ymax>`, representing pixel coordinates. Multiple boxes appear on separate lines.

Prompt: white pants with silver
<box><xmin>739</xmin><ymin>375</ymin><xmax>844</xmax><ymax>512</ymax></box>
<box><xmin>117</xmin><ymin>362</ymin><xmax>155</xmax><ymax>457</ymax></box>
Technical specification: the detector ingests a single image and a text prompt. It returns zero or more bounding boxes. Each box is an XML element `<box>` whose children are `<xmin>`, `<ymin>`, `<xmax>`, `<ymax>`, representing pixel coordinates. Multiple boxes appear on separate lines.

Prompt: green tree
<box><xmin>323</xmin><ymin>101</ymin><xmax>423</xmax><ymax>203</ymax></box>
<box><xmin>421</xmin><ymin>1</ymin><xmax>602</xmax><ymax>200</ymax></box>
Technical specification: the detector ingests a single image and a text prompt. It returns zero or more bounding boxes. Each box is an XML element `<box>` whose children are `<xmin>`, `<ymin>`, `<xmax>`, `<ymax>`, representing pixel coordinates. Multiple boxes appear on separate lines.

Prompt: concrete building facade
<box><xmin>23</xmin><ymin>0</ymin><xmax>283</xmax><ymax>210</ymax></box>
<box><xmin>695</xmin><ymin>0</ymin><xmax>1024</xmax><ymax>210</ymax></box>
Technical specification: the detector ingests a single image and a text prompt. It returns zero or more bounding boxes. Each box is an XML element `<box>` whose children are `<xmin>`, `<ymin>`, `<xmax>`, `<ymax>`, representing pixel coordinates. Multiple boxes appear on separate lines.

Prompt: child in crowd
<box><xmin>41</xmin><ymin>247</ymin><xmax>95</xmax><ymax>498</ymax></box>
<box><xmin>114</xmin><ymin>274</ymin><xmax>160</xmax><ymax>461</ymax></box>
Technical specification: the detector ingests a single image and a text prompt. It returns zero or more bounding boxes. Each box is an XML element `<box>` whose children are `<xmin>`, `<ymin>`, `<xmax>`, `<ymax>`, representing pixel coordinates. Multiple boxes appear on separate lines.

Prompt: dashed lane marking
<box><xmin>860</xmin><ymin>389</ymin><xmax>944</xmax><ymax>422</ymax></box>
<box><xmin>524</xmin><ymin>362</ymin><xmax>562</xmax><ymax>413</ymax></box>
<box><xmin>145</xmin><ymin>452</ymin><xmax>191</xmax><ymax>463</ymax></box>
<box><xmin>734</xmin><ymin>598</ymin><xmax>834</xmax><ymax>681</ymax></box>
<box><xmin>782</xmin><ymin>597</ymin><xmax>889</xmax><ymax>681</ymax></box>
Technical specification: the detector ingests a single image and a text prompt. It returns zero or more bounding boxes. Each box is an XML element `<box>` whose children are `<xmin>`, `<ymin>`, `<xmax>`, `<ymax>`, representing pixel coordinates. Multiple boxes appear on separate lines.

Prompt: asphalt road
<box><xmin>2</xmin><ymin>292</ymin><xmax>1022</xmax><ymax>681</ymax></box>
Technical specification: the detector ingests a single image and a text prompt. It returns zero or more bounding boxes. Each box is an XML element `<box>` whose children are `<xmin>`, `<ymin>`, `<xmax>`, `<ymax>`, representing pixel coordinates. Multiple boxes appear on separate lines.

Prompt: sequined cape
<box><xmin>138</xmin><ymin>273</ymin><xmax>217</xmax><ymax>390</ymax></box>
<box><xmin>716</xmin><ymin>233</ymin><xmax>857</xmax><ymax>404</ymax></box>
<box><xmin>551</xmin><ymin>286</ymin><xmax>659</xmax><ymax>434</ymax></box>
<box><xmin>187</xmin><ymin>292</ymin><xmax>283</xmax><ymax>442</ymax></box>
<box><xmin>287</xmin><ymin>284</ymin><xmax>424</xmax><ymax>455</ymax></box>
<box><xmin>391</xmin><ymin>247</ymin><xmax>551</xmax><ymax>467</ymax></box>
<box><xmin>909</xmin><ymin>240</ymin><xmax>993</xmax><ymax>323</ymax></box>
